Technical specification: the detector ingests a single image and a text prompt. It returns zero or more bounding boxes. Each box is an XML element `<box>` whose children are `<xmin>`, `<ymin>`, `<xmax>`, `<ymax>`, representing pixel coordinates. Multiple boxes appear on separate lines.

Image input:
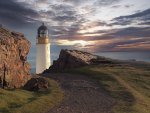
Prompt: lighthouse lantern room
<box><xmin>36</xmin><ymin>23</ymin><xmax>51</xmax><ymax>74</ymax></box>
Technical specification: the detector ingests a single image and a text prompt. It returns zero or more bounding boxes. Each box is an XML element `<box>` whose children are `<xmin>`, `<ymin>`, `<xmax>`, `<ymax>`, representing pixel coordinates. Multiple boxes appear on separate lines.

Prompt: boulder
<box><xmin>0</xmin><ymin>27</ymin><xmax>31</xmax><ymax>88</ymax></box>
<box><xmin>23</xmin><ymin>77</ymin><xmax>49</xmax><ymax>91</ymax></box>
<box><xmin>44</xmin><ymin>49</ymin><xmax>114</xmax><ymax>73</ymax></box>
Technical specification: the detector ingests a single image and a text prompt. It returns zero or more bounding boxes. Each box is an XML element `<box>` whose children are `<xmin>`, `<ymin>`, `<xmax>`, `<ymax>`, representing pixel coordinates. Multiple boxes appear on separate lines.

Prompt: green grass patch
<box><xmin>67</xmin><ymin>64</ymin><xmax>150</xmax><ymax>113</ymax></box>
<box><xmin>0</xmin><ymin>78</ymin><xmax>63</xmax><ymax>113</ymax></box>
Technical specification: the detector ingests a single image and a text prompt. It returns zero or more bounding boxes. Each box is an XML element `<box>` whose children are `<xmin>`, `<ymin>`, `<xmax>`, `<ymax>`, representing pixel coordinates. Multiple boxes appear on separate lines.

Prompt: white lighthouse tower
<box><xmin>36</xmin><ymin>23</ymin><xmax>51</xmax><ymax>74</ymax></box>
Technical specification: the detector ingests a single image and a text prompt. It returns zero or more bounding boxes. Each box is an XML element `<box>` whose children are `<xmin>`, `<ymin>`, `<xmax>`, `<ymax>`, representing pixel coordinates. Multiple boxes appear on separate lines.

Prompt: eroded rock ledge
<box><xmin>44</xmin><ymin>49</ymin><xmax>115</xmax><ymax>73</ymax></box>
<box><xmin>0</xmin><ymin>27</ymin><xmax>31</xmax><ymax>88</ymax></box>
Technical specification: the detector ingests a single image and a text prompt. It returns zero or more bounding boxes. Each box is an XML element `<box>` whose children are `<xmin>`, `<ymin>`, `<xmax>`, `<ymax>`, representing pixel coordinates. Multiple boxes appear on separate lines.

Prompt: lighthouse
<box><xmin>36</xmin><ymin>23</ymin><xmax>51</xmax><ymax>74</ymax></box>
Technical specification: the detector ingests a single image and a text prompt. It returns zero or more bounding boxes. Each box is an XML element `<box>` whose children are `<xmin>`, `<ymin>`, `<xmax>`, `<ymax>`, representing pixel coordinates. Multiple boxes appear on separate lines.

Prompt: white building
<box><xmin>36</xmin><ymin>23</ymin><xmax>51</xmax><ymax>74</ymax></box>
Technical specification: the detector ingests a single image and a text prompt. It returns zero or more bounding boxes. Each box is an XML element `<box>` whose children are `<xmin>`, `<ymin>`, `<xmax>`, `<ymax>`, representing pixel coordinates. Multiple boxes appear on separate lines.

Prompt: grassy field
<box><xmin>68</xmin><ymin>64</ymin><xmax>150</xmax><ymax>113</ymax></box>
<box><xmin>0</xmin><ymin>62</ymin><xmax>149</xmax><ymax>113</ymax></box>
<box><xmin>0</xmin><ymin>78</ymin><xmax>63</xmax><ymax>113</ymax></box>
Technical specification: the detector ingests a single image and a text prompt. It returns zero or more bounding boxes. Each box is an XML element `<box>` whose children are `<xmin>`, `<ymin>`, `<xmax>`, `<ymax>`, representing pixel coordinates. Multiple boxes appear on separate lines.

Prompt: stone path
<box><xmin>45</xmin><ymin>73</ymin><xmax>115</xmax><ymax>113</ymax></box>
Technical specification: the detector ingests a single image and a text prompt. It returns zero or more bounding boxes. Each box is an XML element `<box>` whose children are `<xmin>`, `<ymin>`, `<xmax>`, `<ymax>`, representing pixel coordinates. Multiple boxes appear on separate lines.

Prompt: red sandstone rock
<box><xmin>0</xmin><ymin>27</ymin><xmax>31</xmax><ymax>88</ymax></box>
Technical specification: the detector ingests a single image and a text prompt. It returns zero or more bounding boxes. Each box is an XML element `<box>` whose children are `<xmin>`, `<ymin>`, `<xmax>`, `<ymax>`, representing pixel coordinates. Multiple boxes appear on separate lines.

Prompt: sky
<box><xmin>0</xmin><ymin>0</ymin><xmax>150</xmax><ymax>54</ymax></box>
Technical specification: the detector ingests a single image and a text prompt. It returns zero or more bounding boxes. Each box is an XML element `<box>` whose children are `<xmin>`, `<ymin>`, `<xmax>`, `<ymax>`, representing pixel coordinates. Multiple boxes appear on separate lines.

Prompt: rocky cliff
<box><xmin>0</xmin><ymin>27</ymin><xmax>31</xmax><ymax>88</ymax></box>
<box><xmin>44</xmin><ymin>49</ymin><xmax>114</xmax><ymax>73</ymax></box>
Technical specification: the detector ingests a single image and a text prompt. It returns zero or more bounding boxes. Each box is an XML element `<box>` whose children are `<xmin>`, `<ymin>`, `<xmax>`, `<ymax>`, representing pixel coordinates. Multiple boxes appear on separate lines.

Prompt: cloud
<box><xmin>67</xmin><ymin>26</ymin><xmax>150</xmax><ymax>52</ymax></box>
<box><xmin>108</xmin><ymin>27</ymin><xmax>150</xmax><ymax>52</ymax></box>
<box><xmin>139</xmin><ymin>21</ymin><xmax>150</xmax><ymax>25</ymax></box>
<box><xmin>115</xmin><ymin>41</ymin><xmax>150</xmax><ymax>51</ymax></box>
<box><xmin>115</xmin><ymin>8</ymin><xmax>150</xmax><ymax>20</ymax></box>
<box><xmin>0</xmin><ymin>0</ymin><xmax>40</xmax><ymax>28</ymax></box>
<box><xmin>112</xmin><ymin>38</ymin><xmax>150</xmax><ymax>51</ymax></box>
<box><xmin>95</xmin><ymin>0</ymin><xmax>121</xmax><ymax>6</ymax></box>
<box><xmin>111</xmin><ymin>8</ymin><xmax>150</xmax><ymax>25</ymax></box>
<box><xmin>124</xmin><ymin>4</ymin><xmax>134</xmax><ymax>8</ymax></box>
<box><xmin>110</xmin><ymin>27</ymin><xmax>150</xmax><ymax>37</ymax></box>
<box><xmin>86</xmin><ymin>27</ymin><xmax>150</xmax><ymax>41</ymax></box>
<box><xmin>62</xmin><ymin>0</ymin><xmax>91</xmax><ymax>5</ymax></box>
<box><xmin>89</xmin><ymin>36</ymin><xmax>150</xmax><ymax>52</ymax></box>
<box><xmin>0</xmin><ymin>0</ymin><xmax>150</xmax><ymax>53</ymax></box>
<box><xmin>81</xmin><ymin>21</ymin><xmax>108</xmax><ymax>29</ymax></box>
<box><xmin>111</xmin><ymin>4</ymin><xmax>134</xmax><ymax>9</ymax></box>
<box><xmin>53</xmin><ymin>15</ymin><xmax>77</xmax><ymax>22</ymax></box>
<box><xmin>111</xmin><ymin>5</ymin><xmax>121</xmax><ymax>8</ymax></box>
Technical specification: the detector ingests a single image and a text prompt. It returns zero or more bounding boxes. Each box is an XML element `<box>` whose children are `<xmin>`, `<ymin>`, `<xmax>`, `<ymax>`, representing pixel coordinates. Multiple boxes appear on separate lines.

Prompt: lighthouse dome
<box><xmin>38</xmin><ymin>23</ymin><xmax>48</xmax><ymax>38</ymax></box>
<box><xmin>38</xmin><ymin>23</ymin><xmax>47</xmax><ymax>32</ymax></box>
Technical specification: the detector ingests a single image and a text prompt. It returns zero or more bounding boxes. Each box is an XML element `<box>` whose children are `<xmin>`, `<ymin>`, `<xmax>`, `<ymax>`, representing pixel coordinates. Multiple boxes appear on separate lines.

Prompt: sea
<box><xmin>28</xmin><ymin>48</ymin><xmax>150</xmax><ymax>73</ymax></box>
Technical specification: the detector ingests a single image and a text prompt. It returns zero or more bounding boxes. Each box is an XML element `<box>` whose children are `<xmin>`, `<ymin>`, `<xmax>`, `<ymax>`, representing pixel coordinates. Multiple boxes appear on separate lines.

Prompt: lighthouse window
<box><xmin>39</xmin><ymin>30</ymin><xmax>48</xmax><ymax>37</ymax></box>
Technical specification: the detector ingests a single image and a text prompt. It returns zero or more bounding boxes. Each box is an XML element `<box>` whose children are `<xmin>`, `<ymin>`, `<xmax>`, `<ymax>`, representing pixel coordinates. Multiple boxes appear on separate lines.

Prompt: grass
<box><xmin>0</xmin><ymin>63</ymin><xmax>149</xmax><ymax>113</ymax></box>
<box><xmin>67</xmin><ymin>64</ymin><xmax>150</xmax><ymax>113</ymax></box>
<box><xmin>0</xmin><ymin>78</ymin><xmax>63</xmax><ymax>113</ymax></box>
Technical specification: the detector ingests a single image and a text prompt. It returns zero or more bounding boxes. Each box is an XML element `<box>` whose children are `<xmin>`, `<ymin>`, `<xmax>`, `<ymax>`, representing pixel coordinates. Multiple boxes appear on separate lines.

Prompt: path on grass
<box><xmin>45</xmin><ymin>73</ymin><xmax>115</xmax><ymax>113</ymax></box>
<box><xmin>109</xmin><ymin>73</ymin><xmax>150</xmax><ymax>109</ymax></box>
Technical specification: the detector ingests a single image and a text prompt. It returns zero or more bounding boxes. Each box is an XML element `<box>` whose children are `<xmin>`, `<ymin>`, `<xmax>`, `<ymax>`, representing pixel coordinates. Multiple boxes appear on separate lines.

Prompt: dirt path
<box><xmin>44</xmin><ymin>73</ymin><xmax>115</xmax><ymax>113</ymax></box>
<box><xmin>109</xmin><ymin>73</ymin><xmax>150</xmax><ymax>109</ymax></box>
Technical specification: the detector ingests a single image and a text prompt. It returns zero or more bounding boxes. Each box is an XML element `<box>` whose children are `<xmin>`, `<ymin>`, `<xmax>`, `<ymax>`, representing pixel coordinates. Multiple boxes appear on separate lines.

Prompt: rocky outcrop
<box><xmin>44</xmin><ymin>49</ymin><xmax>114</xmax><ymax>73</ymax></box>
<box><xmin>23</xmin><ymin>77</ymin><xmax>49</xmax><ymax>91</ymax></box>
<box><xmin>0</xmin><ymin>27</ymin><xmax>31</xmax><ymax>88</ymax></box>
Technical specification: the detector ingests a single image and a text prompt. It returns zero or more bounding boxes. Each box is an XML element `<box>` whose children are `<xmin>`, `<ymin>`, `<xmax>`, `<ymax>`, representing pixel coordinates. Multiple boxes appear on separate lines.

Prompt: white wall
<box><xmin>36</xmin><ymin>43</ymin><xmax>51</xmax><ymax>74</ymax></box>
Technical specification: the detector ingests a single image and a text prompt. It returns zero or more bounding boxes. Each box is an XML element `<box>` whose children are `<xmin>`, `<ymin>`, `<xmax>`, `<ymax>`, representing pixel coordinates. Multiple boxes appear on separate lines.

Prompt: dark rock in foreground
<box><xmin>44</xmin><ymin>49</ymin><xmax>115</xmax><ymax>73</ymax></box>
<box><xmin>24</xmin><ymin>77</ymin><xmax>49</xmax><ymax>91</ymax></box>
<box><xmin>0</xmin><ymin>27</ymin><xmax>31</xmax><ymax>88</ymax></box>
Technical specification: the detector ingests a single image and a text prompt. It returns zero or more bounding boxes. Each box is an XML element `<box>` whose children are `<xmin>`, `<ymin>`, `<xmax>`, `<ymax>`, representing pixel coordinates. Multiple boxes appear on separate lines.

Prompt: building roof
<box><xmin>38</xmin><ymin>23</ymin><xmax>48</xmax><ymax>34</ymax></box>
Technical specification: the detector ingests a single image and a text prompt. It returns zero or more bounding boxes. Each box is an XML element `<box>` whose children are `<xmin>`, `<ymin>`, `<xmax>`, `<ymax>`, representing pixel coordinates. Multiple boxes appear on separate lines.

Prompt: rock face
<box><xmin>0</xmin><ymin>27</ymin><xmax>31</xmax><ymax>88</ymax></box>
<box><xmin>44</xmin><ymin>49</ymin><xmax>114</xmax><ymax>73</ymax></box>
<box><xmin>23</xmin><ymin>77</ymin><xmax>49</xmax><ymax>91</ymax></box>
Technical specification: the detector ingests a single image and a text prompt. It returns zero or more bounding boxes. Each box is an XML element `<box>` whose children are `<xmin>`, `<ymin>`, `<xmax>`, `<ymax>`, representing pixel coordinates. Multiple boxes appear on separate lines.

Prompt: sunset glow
<box><xmin>56</xmin><ymin>40</ymin><xmax>96</xmax><ymax>47</ymax></box>
<box><xmin>0</xmin><ymin>0</ymin><xmax>150</xmax><ymax>52</ymax></box>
